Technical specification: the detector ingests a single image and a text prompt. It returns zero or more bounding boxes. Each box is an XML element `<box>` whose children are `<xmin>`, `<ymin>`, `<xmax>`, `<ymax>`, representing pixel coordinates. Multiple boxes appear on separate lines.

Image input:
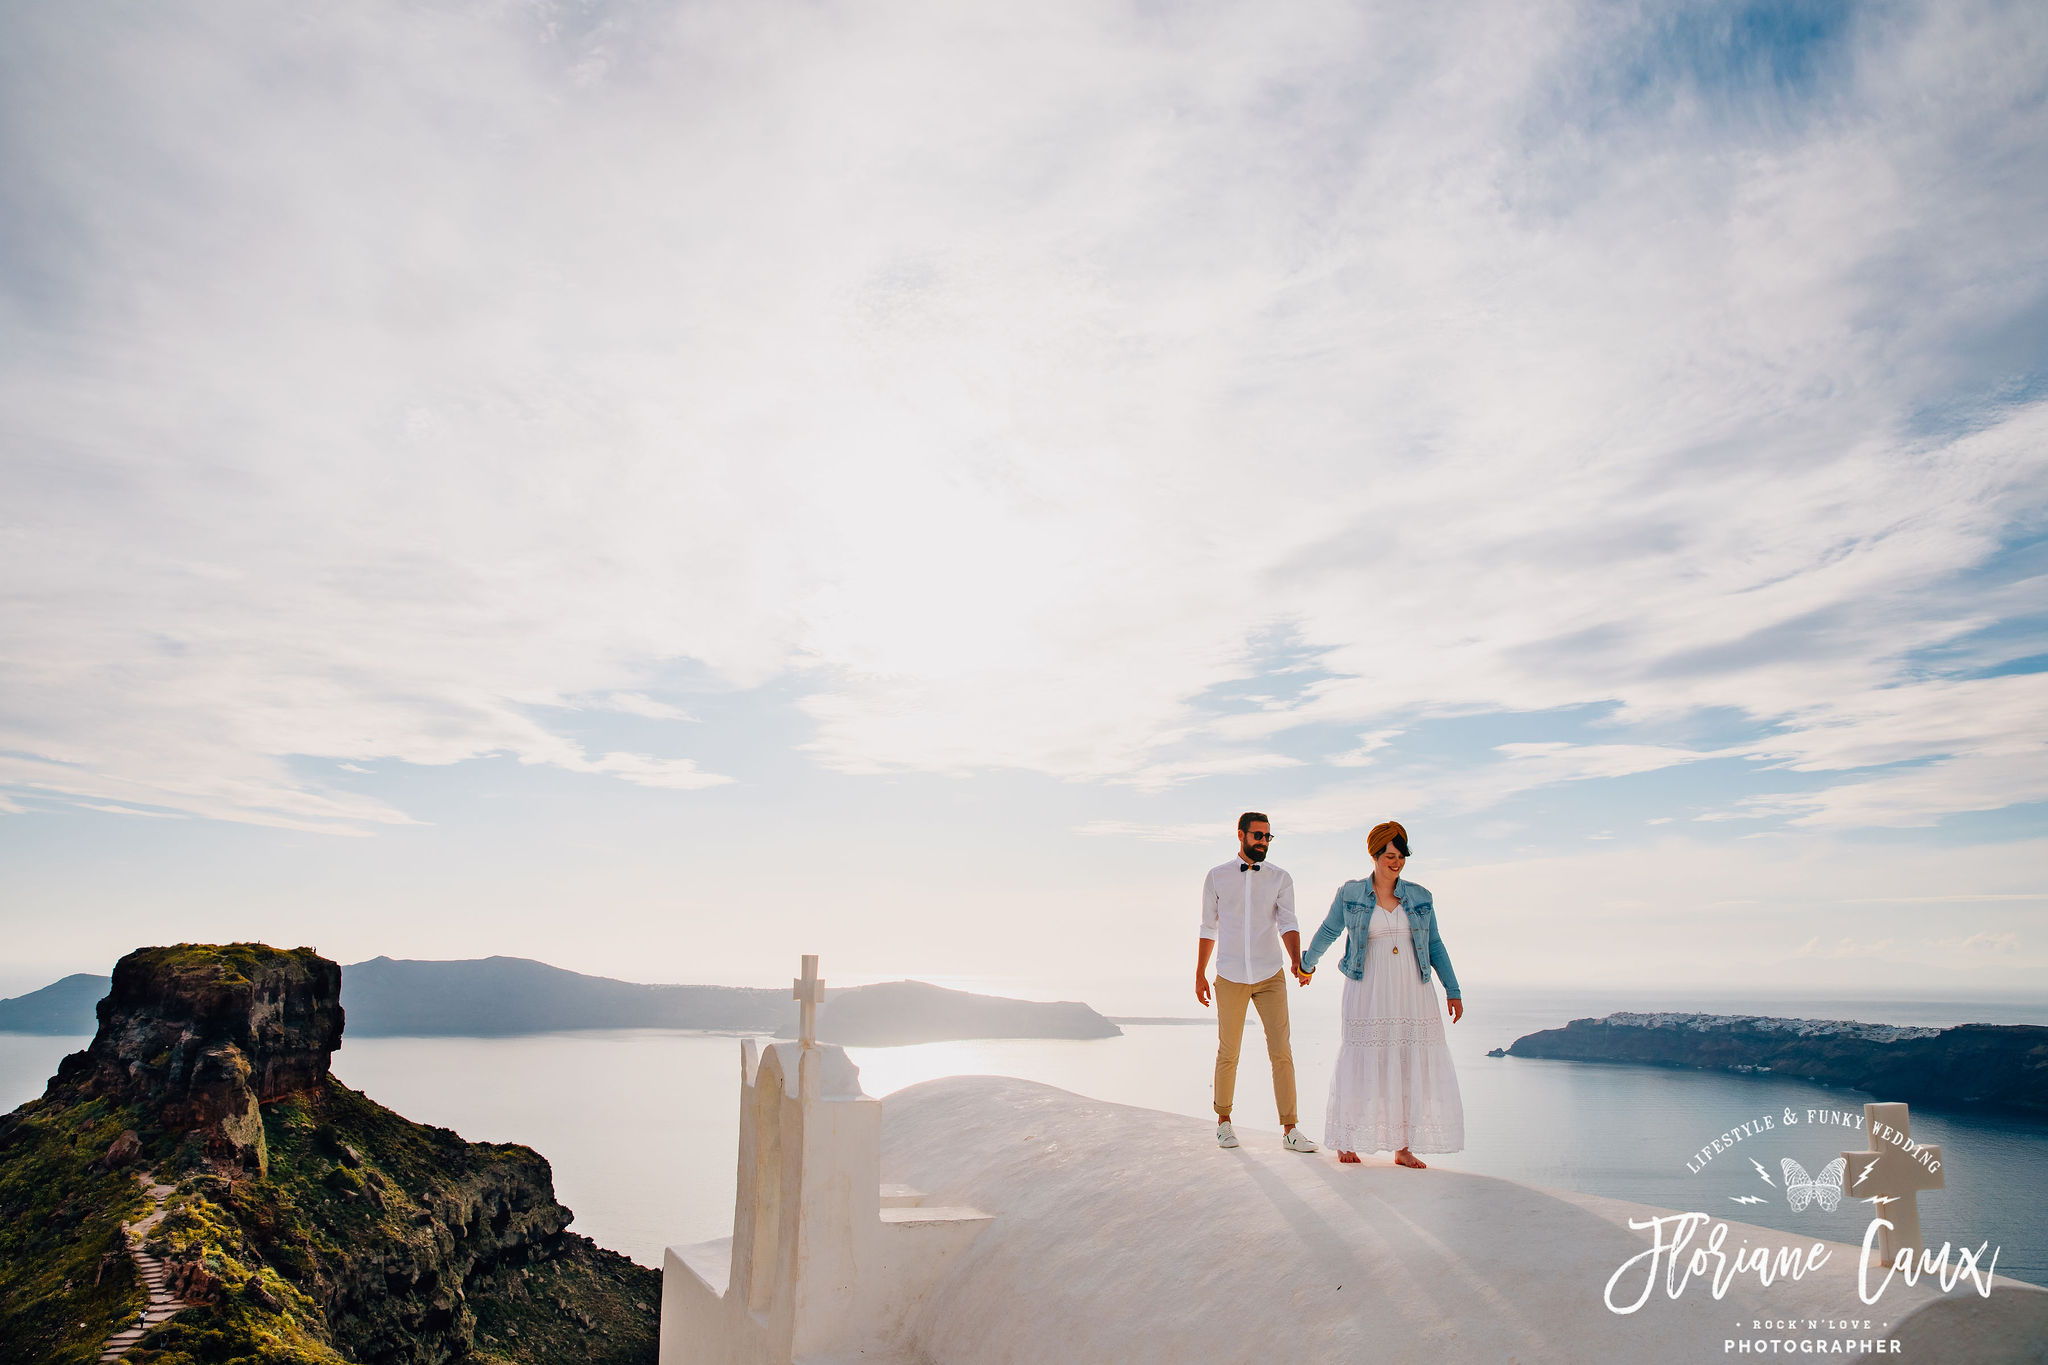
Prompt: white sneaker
<box><xmin>1216</xmin><ymin>1121</ymin><xmax>1240</xmax><ymax>1149</ymax></box>
<box><xmin>1283</xmin><ymin>1128</ymin><xmax>1320</xmax><ymax>1153</ymax></box>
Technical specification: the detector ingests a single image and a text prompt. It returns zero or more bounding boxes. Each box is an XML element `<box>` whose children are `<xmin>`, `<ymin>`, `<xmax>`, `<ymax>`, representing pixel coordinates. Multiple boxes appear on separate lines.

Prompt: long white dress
<box><xmin>1324</xmin><ymin>903</ymin><xmax>1465</xmax><ymax>1155</ymax></box>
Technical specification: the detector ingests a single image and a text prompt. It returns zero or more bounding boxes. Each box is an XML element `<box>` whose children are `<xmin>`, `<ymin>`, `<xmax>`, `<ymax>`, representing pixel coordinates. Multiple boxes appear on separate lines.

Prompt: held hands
<box><xmin>1292</xmin><ymin>963</ymin><xmax>1313</xmax><ymax>986</ymax></box>
<box><xmin>1447</xmin><ymin>997</ymin><xmax>1464</xmax><ymax>1023</ymax></box>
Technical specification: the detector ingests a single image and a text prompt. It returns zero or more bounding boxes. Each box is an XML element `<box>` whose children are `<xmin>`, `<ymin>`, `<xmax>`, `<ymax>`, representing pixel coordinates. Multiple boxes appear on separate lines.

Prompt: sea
<box><xmin>5</xmin><ymin>986</ymin><xmax>2045</xmax><ymax>1286</ymax></box>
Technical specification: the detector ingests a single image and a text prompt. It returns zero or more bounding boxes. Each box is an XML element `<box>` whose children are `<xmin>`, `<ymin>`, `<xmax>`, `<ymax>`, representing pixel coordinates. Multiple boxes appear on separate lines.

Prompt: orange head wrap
<box><xmin>1367</xmin><ymin>821</ymin><xmax>1410</xmax><ymax>858</ymax></box>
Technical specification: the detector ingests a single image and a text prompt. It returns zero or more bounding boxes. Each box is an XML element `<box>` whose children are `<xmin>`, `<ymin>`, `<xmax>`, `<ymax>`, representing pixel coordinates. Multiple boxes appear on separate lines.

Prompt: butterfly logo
<box><xmin>1780</xmin><ymin>1157</ymin><xmax>1847</xmax><ymax>1213</ymax></box>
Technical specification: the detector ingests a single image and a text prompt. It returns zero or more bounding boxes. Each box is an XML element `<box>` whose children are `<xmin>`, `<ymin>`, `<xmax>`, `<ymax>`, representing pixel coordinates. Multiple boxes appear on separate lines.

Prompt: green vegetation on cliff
<box><xmin>0</xmin><ymin>943</ymin><xmax>659</xmax><ymax>1365</ymax></box>
<box><xmin>0</xmin><ymin>1093</ymin><xmax>151</xmax><ymax>1364</ymax></box>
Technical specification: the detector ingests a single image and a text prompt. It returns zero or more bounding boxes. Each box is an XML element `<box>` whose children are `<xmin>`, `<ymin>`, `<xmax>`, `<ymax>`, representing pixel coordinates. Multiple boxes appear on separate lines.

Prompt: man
<box><xmin>1197</xmin><ymin>811</ymin><xmax>1318</xmax><ymax>1152</ymax></box>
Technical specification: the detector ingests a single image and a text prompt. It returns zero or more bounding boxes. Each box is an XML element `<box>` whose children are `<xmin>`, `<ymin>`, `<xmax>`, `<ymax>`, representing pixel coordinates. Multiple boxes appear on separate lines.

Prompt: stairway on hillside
<box><xmin>98</xmin><ymin>1172</ymin><xmax>188</xmax><ymax>1363</ymax></box>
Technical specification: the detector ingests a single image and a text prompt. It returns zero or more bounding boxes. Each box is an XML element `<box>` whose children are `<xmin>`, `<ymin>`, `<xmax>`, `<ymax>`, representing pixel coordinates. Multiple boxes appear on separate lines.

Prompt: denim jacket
<box><xmin>1300</xmin><ymin>877</ymin><xmax>1461</xmax><ymax>997</ymax></box>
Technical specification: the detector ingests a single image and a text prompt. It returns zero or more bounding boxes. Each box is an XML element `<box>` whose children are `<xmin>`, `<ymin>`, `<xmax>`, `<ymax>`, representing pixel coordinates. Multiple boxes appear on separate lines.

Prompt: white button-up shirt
<box><xmin>1200</xmin><ymin>858</ymin><xmax>1298</xmax><ymax>985</ymax></box>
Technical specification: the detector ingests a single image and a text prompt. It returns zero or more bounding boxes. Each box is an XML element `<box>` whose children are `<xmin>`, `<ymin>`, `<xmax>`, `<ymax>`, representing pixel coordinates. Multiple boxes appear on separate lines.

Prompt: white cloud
<box><xmin>1934</xmin><ymin>932</ymin><xmax>2019</xmax><ymax>954</ymax></box>
<box><xmin>1706</xmin><ymin>673</ymin><xmax>2048</xmax><ymax>825</ymax></box>
<box><xmin>1327</xmin><ymin>730</ymin><xmax>1403</xmax><ymax>767</ymax></box>
<box><xmin>71</xmin><ymin>803</ymin><xmax>185</xmax><ymax>819</ymax></box>
<box><xmin>1790</xmin><ymin>930</ymin><xmax>2020</xmax><ymax>967</ymax></box>
<box><xmin>1073</xmin><ymin>820</ymin><xmax>1217</xmax><ymax>844</ymax></box>
<box><xmin>1115</xmin><ymin>752</ymin><xmax>1304</xmax><ymax>793</ymax></box>
<box><xmin>561</xmin><ymin>751</ymin><xmax>733</xmax><ymax>791</ymax></box>
<box><xmin>1427</xmin><ymin>835</ymin><xmax>2048</xmax><ymax>990</ymax></box>
<box><xmin>1718</xmin><ymin>749</ymin><xmax>2048</xmax><ymax>828</ymax></box>
<box><xmin>1490</xmin><ymin>741</ymin><xmax>1732</xmax><ymax>783</ymax></box>
<box><xmin>1844</xmin><ymin>894</ymin><xmax>2047</xmax><ymax>904</ymax></box>
<box><xmin>595</xmin><ymin>693</ymin><xmax>697</xmax><ymax>722</ymax></box>
<box><xmin>0</xmin><ymin>747</ymin><xmax>423</xmax><ymax>836</ymax></box>
<box><xmin>1793</xmin><ymin>936</ymin><xmax>1899</xmax><ymax>960</ymax></box>
<box><xmin>0</xmin><ymin>0</ymin><xmax>2043</xmax><ymax>834</ymax></box>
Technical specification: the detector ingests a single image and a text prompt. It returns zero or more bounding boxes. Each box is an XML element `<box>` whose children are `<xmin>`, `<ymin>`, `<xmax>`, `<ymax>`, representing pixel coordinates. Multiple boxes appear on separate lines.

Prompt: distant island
<box><xmin>0</xmin><ymin>957</ymin><xmax>1122</xmax><ymax>1047</ymax></box>
<box><xmin>1499</xmin><ymin>1011</ymin><xmax>2048</xmax><ymax>1116</ymax></box>
<box><xmin>0</xmin><ymin>972</ymin><xmax>104</xmax><ymax>1033</ymax></box>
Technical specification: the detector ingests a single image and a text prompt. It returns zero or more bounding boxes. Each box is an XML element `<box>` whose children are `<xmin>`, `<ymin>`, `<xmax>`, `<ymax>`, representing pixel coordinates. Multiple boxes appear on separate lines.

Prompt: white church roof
<box><xmin>874</xmin><ymin>1077</ymin><xmax>2047</xmax><ymax>1365</ymax></box>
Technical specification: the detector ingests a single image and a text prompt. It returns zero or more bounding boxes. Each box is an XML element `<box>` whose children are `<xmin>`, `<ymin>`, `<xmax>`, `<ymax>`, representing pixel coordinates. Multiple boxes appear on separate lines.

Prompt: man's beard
<box><xmin>1244</xmin><ymin>847</ymin><xmax>1266</xmax><ymax>864</ymax></box>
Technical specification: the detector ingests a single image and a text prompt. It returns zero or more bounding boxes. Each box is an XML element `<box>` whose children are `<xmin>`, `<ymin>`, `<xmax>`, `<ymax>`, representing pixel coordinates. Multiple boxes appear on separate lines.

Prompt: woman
<box><xmin>1300</xmin><ymin>820</ymin><xmax>1465</xmax><ymax>1167</ymax></box>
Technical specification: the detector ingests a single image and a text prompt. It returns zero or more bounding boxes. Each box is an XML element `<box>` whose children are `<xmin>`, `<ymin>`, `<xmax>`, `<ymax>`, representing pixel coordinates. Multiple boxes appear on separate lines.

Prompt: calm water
<box><xmin>6</xmin><ymin>988</ymin><xmax>2045</xmax><ymax>1285</ymax></box>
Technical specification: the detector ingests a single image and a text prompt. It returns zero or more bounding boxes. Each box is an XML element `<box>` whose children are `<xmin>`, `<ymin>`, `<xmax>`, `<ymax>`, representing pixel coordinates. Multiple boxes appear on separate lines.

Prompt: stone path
<box><xmin>98</xmin><ymin>1173</ymin><xmax>188</xmax><ymax>1363</ymax></box>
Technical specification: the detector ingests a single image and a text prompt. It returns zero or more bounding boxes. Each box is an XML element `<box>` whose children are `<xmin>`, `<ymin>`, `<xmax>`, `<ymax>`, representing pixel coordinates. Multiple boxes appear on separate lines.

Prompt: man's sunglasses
<box><xmin>1247</xmin><ymin>832</ymin><xmax>1276</xmax><ymax>842</ymax></box>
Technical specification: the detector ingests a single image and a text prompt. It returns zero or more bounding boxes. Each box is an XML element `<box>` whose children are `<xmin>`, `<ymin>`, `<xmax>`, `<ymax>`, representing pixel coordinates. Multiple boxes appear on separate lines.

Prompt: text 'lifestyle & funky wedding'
<box><xmin>1685</xmin><ymin>1109</ymin><xmax>1941</xmax><ymax>1177</ymax></box>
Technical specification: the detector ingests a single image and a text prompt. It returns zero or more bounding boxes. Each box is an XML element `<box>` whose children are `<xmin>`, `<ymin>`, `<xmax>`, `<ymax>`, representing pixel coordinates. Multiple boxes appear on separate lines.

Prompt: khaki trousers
<box><xmin>1212</xmin><ymin>969</ymin><xmax>1297</xmax><ymax>1127</ymax></box>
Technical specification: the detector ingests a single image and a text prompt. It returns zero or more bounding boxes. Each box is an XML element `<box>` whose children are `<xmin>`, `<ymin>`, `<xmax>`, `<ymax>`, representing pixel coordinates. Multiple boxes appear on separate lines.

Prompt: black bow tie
<box><xmin>1241</xmin><ymin>862</ymin><xmax>1260</xmax><ymax>871</ymax></box>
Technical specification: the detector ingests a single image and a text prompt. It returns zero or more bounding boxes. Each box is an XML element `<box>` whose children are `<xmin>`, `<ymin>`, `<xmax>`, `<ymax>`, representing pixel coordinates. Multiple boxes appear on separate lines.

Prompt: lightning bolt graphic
<box><xmin>1730</xmin><ymin>1195</ymin><xmax>1768</xmax><ymax>1205</ymax></box>
<box><xmin>1750</xmin><ymin>1158</ymin><xmax>1775</xmax><ymax>1186</ymax></box>
<box><xmin>1856</xmin><ymin>1158</ymin><xmax>1880</xmax><ymax>1188</ymax></box>
<box><xmin>1864</xmin><ymin>1195</ymin><xmax>1898</xmax><ymax>1206</ymax></box>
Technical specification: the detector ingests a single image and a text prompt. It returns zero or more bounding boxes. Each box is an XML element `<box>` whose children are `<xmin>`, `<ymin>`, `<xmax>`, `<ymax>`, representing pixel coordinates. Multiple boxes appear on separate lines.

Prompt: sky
<box><xmin>2</xmin><ymin>0</ymin><xmax>2044</xmax><ymax>1010</ymax></box>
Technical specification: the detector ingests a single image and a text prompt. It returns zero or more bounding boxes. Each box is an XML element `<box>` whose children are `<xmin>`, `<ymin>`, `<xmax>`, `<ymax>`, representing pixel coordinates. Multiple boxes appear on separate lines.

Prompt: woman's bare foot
<box><xmin>1394</xmin><ymin>1149</ymin><xmax>1427</xmax><ymax>1168</ymax></box>
<box><xmin>1338</xmin><ymin>1150</ymin><xmax>1361</xmax><ymax>1164</ymax></box>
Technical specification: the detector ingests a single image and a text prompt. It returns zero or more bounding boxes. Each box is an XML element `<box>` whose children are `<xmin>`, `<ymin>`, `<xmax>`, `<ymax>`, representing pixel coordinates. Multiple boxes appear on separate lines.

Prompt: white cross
<box><xmin>1841</xmin><ymin>1101</ymin><xmax>1944</xmax><ymax>1266</ymax></box>
<box><xmin>793</xmin><ymin>954</ymin><xmax>826</xmax><ymax>1048</ymax></box>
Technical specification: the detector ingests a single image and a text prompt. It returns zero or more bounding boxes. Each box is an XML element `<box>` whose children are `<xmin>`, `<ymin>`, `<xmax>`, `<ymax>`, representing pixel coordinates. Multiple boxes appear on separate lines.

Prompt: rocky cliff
<box><xmin>1502</xmin><ymin>1012</ymin><xmax>2048</xmax><ymax>1115</ymax></box>
<box><xmin>48</xmin><ymin>944</ymin><xmax>345</xmax><ymax>1174</ymax></box>
<box><xmin>0</xmin><ymin>943</ymin><xmax>657</xmax><ymax>1365</ymax></box>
